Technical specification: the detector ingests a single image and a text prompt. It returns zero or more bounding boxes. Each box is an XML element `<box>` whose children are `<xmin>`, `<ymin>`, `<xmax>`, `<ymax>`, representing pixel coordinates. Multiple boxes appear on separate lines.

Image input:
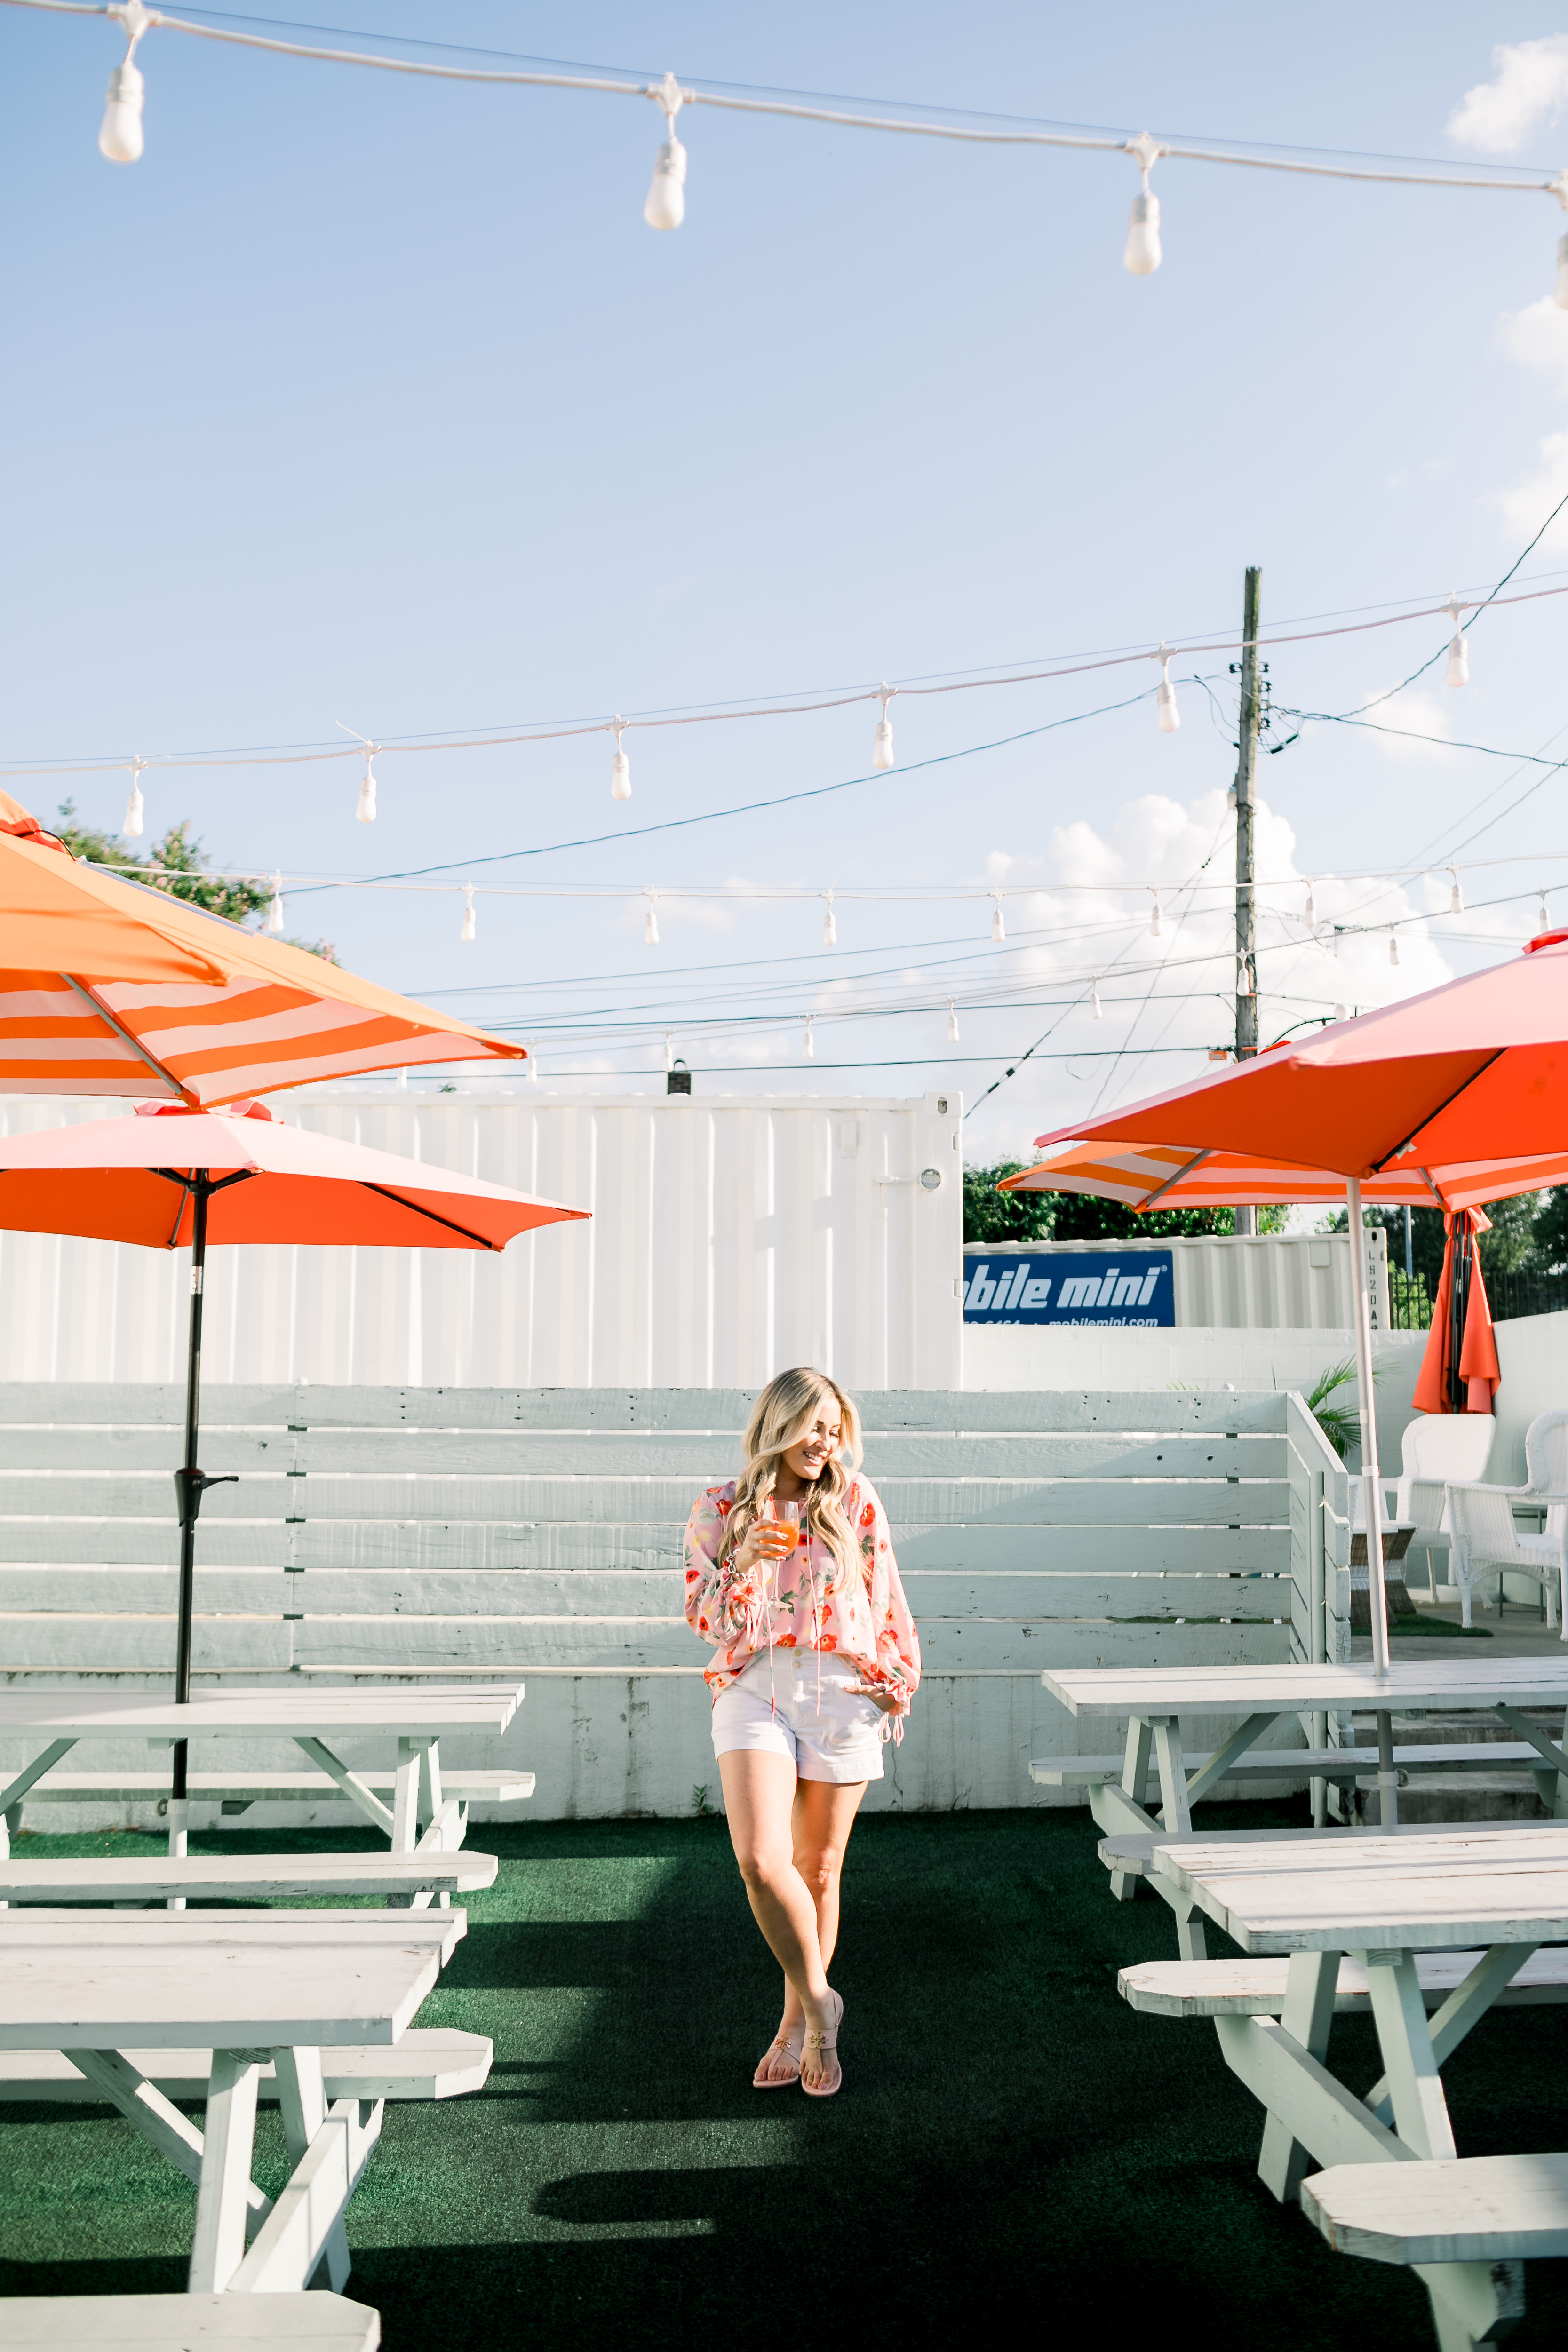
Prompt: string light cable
<box><xmin>19</xmin><ymin>0</ymin><xmax>1568</xmax><ymax>299</ymax></box>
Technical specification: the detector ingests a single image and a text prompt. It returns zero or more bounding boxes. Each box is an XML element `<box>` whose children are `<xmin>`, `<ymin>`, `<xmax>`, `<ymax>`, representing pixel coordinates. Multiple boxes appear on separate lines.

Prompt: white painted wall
<box><xmin>963</xmin><ymin>1322</ymin><xmax>1430</xmax><ymax>1472</ymax></box>
<box><xmin>0</xmin><ymin>1088</ymin><xmax>964</xmax><ymax>1391</ymax></box>
<box><xmin>1492</xmin><ymin>1309</ymin><xmax>1568</xmax><ymax>1484</ymax></box>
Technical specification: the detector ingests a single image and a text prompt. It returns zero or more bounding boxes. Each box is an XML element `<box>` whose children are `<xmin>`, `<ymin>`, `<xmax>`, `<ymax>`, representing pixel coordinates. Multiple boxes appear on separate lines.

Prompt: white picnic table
<box><xmin>1134</xmin><ymin>1822</ymin><xmax>1568</xmax><ymax>2352</ymax></box>
<box><xmin>0</xmin><ymin>1911</ymin><xmax>475</xmax><ymax>2296</ymax></box>
<box><xmin>0</xmin><ymin>1685</ymin><xmax>525</xmax><ymax>1881</ymax></box>
<box><xmin>1039</xmin><ymin>1661</ymin><xmax>1568</xmax><ymax>1956</ymax></box>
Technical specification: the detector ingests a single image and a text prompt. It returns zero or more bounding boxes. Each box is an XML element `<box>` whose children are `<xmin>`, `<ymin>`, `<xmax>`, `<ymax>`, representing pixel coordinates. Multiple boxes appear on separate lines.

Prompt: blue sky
<box><xmin>6</xmin><ymin>2</ymin><xmax>1568</xmax><ymax>1159</ymax></box>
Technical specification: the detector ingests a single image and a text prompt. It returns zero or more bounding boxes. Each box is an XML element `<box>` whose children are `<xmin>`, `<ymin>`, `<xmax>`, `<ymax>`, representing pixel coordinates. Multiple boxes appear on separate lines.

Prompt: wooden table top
<box><xmin>0</xmin><ymin>1685</ymin><xmax>524</xmax><ymax>1737</ymax></box>
<box><xmin>1041</xmin><ymin>1659</ymin><xmax>1568</xmax><ymax>1716</ymax></box>
<box><xmin>1152</xmin><ymin>1823</ymin><xmax>1568</xmax><ymax>1953</ymax></box>
<box><xmin>0</xmin><ymin>1920</ymin><xmax>443</xmax><ymax>2049</ymax></box>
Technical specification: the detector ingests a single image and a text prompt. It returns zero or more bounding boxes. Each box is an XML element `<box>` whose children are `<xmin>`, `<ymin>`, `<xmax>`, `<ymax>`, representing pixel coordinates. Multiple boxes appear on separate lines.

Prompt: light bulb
<box><xmin>1123</xmin><ymin>184</ymin><xmax>1162</xmax><ymax>275</ymax></box>
<box><xmin>1155</xmin><ymin>643</ymin><xmax>1180</xmax><ymax>733</ymax></box>
<box><xmin>1090</xmin><ymin>978</ymin><xmax>1103</xmax><ymax>1020</ymax></box>
<box><xmin>265</xmin><ymin>874</ymin><xmax>286</xmax><ymax>936</ymax></box>
<box><xmin>526</xmin><ymin>1041</ymin><xmax>539</xmax><ymax>1084</ymax></box>
<box><xmin>356</xmin><ymin>754</ymin><xmax>377</xmax><ymax>824</ymax></box>
<box><xmin>1304</xmin><ymin>878</ymin><xmax>1316</xmax><ymax>930</ymax></box>
<box><xmin>1449</xmin><ymin>867</ymin><xmax>1464</xmax><ymax>915</ymax></box>
<box><xmin>1236</xmin><ymin>957</ymin><xmax>1251</xmax><ymax>997</ymax></box>
<box><xmin>872</xmin><ymin>685</ymin><xmax>895</xmax><ymax>771</ymax></box>
<box><xmin>663</xmin><ymin>1032</ymin><xmax>675</xmax><ymax>1072</ymax></box>
<box><xmin>1540</xmin><ymin>890</ymin><xmax>1550</xmax><ymax>930</ymax></box>
<box><xmin>611</xmin><ymin>722</ymin><xmax>631</xmax><ymax>802</ymax></box>
<box><xmin>1446</xmin><ymin>629</ymin><xmax>1469</xmax><ymax>690</ymax></box>
<box><xmin>644</xmin><ymin>135</ymin><xmax>687</xmax><ymax>230</ymax></box>
<box><xmin>991</xmin><ymin>892</ymin><xmax>1005</xmax><ymax>943</ymax></box>
<box><xmin>99</xmin><ymin>58</ymin><xmax>145</xmax><ymax>164</ymax></box>
<box><xmin>1389</xmin><ymin>931</ymin><xmax>1400</xmax><ymax>967</ymax></box>
<box><xmin>1333</xmin><ymin>1002</ymin><xmax>1349</xmax><ymax>1022</ymax></box>
<box><xmin>1149</xmin><ymin>888</ymin><xmax>1162</xmax><ymax>939</ymax></box>
<box><xmin>947</xmin><ymin>1002</ymin><xmax>959</xmax><ymax>1043</ymax></box>
<box><xmin>460</xmin><ymin>886</ymin><xmax>476</xmax><ymax>945</ymax></box>
<box><xmin>122</xmin><ymin>774</ymin><xmax>145</xmax><ymax>839</ymax></box>
<box><xmin>644</xmin><ymin>890</ymin><xmax>660</xmax><ymax>946</ymax></box>
<box><xmin>1557</xmin><ymin>230</ymin><xmax>1568</xmax><ymax>310</ymax></box>
<box><xmin>803</xmin><ymin>1017</ymin><xmax>814</xmax><ymax>1061</ymax></box>
<box><xmin>822</xmin><ymin>891</ymin><xmax>837</xmax><ymax>947</ymax></box>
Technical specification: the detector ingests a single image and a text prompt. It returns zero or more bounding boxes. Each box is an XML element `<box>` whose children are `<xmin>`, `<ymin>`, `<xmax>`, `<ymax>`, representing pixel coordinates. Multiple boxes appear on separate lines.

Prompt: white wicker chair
<box><xmin>1350</xmin><ymin>1416</ymin><xmax>1495</xmax><ymax>1593</ymax></box>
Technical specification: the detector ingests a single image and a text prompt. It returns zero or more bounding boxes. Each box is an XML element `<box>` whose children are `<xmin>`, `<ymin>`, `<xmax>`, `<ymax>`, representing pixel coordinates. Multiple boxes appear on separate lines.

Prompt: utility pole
<box><xmin>1231</xmin><ymin>564</ymin><xmax>1262</xmax><ymax>1235</ymax></box>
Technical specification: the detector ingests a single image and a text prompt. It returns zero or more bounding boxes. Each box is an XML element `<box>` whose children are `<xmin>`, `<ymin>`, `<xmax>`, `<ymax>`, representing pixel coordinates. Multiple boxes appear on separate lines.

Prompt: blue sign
<box><xmin>963</xmin><ymin>1248</ymin><xmax>1174</xmax><ymax>1327</ymax></box>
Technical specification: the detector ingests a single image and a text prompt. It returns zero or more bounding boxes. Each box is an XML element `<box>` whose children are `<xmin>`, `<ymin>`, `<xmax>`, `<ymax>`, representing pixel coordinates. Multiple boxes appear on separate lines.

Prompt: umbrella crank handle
<box><xmin>173</xmin><ymin>1468</ymin><xmax>238</xmax><ymax>1531</ymax></box>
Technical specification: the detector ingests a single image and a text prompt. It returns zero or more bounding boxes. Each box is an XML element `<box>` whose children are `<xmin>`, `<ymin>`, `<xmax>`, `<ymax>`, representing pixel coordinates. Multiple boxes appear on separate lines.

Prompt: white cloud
<box><xmin>1449</xmin><ymin>36</ymin><xmax>1568</xmax><ymax>153</ymax></box>
<box><xmin>1359</xmin><ymin>685</ymin><xmax>1462</xmax><ymax>764</ymax></box>
<box><xmin>1497</xmin><ymin>294</ymin><xmax>1568</xmax><ymax>393</ymax></box>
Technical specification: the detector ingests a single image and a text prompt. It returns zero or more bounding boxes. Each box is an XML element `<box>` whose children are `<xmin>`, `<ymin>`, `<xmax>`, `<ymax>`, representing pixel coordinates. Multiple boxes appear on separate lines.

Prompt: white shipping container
<box><xmin>0</xmin><ymin>1089</ymin><xmax>964</xmax><ymax>1391</ymax></box>
<box><xmin>964</xmin><ymin>1229</ymin><xmax>1390</xmax><ymax>1329</ymax></box>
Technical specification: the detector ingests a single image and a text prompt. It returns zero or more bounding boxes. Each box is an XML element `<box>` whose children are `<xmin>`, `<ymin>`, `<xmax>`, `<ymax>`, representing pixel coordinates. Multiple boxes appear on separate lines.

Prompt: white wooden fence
<box><xmin>0</xmin><ymin>1381</ymin><xmax>1348</xmax><ymax>1821</ymax></box>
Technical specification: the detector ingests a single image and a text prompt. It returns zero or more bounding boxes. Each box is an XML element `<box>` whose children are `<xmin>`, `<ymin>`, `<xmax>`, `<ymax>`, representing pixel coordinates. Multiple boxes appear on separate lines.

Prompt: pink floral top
<box><xmin>683</xmin><ymin>1474</ymin><xmax>921</xmax><ymax>1725</ymax></box>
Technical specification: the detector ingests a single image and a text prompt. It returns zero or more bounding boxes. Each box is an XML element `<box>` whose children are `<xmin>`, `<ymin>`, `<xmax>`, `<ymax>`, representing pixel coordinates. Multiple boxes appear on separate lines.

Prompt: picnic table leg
<box><xmin>60</xmin><ymin>2048</ymin><xmax>270</xmax><ymax>2243</ymax></box>
<box><xmin>188</xmin><ymin>2050</ymin><xmax>266</xmax><ymax>2294</ymax></box>
<box><xmin>1147</xmin><ymin>1716</ymin><xmax>1207</xmax><ymax>1959</ymax></box>
<box><xmin>0</xmin><ymin>1739</ymin><xmax>78</xmax><ymax>1909</ymax></box>
<box><xmin>388</xmin><ymin>1736</ymin><xmax>437</xmax><ymax>1910</ymax></box>
<box><xmin>1109</xmin><ymin>1717</ymin><xmax>1154</xmax><ymax>1901</ymax></box>
<box><xmin>423</xmin><ymin>1739</ymin><xmax>451</xmax><ymax>1912</ymax></box>
<box><xmin>1256</xmin><ymin>1949</ymin><xmax>1338</xmax><ymax>2201</ymax></box>
<box><xmin>273</xmin><ymin>2046</ymin><xmax>352</xmax><ymax>2291</ymax></box>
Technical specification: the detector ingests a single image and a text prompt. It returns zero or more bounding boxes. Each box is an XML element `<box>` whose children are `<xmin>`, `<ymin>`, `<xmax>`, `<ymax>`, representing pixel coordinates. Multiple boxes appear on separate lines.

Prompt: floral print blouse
<box><xmin>683</xmin><ymin>1474</ymin><xmax>921</xmax><ymax>1727</ymax></box>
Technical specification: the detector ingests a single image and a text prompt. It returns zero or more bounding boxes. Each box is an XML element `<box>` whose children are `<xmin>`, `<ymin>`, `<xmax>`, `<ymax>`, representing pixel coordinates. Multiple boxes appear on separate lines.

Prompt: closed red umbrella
<box><xmin>1412</xmin><ymin>1210</ymin><xmax>1502</xmax><ymax>1417</ymax></box>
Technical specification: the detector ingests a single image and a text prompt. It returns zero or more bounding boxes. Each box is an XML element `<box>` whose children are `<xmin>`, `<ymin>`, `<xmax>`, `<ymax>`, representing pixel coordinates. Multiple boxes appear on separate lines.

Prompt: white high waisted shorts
<box><xmin>710</xmin><ymin>1649</ymin><xmax>886</xmax><ymax>1783</ymax></box>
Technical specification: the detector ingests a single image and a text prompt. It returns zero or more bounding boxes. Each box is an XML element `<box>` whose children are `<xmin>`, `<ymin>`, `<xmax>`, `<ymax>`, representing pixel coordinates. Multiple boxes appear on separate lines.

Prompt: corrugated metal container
<box><xmin>964</xmin><ymin>1230</ymin><xmax>1389</xmax><ymax>1329</ymax></box>
<box><xmin>0</xmin><ymin>1089</ymin><xmax>964</xmax><ymax>1390</ymax></box>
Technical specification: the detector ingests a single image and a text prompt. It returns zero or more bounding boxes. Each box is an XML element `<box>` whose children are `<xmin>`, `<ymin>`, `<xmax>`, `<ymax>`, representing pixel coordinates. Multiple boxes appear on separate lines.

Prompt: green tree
<box><xmin>1324</xmin><ymin>1195</ymin><xmax>1544</xmax><ymax>1285</ymax></box>
<box><xmin>963</xmin><ymin>1160</ymin><xmax>1284</xmax><ymax>1246</ymax></box>
<box><xmin>55</xmin><ymin>803</ymin><xmax>336</xmax><ymax>960</ymax></box>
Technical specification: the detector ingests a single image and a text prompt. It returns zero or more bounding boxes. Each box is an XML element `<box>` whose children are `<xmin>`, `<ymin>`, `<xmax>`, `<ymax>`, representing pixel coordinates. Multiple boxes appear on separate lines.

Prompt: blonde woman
<box><xmin>683</xmin><ymin>1367</ymin><xmax>921</xmax><ymax>2098</ymax></box>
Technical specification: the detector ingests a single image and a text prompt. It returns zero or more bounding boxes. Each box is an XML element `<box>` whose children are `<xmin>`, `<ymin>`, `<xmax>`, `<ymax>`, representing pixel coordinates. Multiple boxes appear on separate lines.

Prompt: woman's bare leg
<box><xmin>719</xmin><ymin>1750</ymin><xmax>840</xmax><ymax>2079</ymax></box>
<box><xmin>752</xmin><ymin>1775</ymin><xmax>868</xmax><ymax>2087</ymax></box>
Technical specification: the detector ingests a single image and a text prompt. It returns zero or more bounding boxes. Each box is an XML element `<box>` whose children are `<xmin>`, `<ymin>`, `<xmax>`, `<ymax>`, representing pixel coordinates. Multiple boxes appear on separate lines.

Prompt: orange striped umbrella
<box><xmin>999</xmin><ymin>1140</ymin><xmax>1568</xmax><ymax>1215</ymax></box>
<box><xmin>0</xmin><ymin>793</ymin><xmax>525</xmax><ymax>1102</ymax></box>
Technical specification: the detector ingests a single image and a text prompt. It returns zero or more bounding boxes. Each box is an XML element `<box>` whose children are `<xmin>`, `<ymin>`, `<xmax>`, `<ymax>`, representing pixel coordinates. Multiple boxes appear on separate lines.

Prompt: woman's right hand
<box><xmin>732</xmin><ymin>1517</ymin><xmax>796</xmax><ymax>1578</ymax></box>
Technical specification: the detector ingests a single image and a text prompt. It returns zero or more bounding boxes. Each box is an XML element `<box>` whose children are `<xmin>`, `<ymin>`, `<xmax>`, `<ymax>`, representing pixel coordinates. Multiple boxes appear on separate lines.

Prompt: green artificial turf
<box><xmin>3</xmin><ymin>1806</ymin><xmax>1568</xmax><ymax>2349</ymax></box>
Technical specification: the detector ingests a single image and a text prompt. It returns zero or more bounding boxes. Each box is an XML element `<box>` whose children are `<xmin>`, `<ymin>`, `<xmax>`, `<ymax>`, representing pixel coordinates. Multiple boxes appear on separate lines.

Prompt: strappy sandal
<box><xmin>753</xmin><ymin>2021</ymin><xmax>805</xmax><ymax>2089</ymax></box>
<box><xmin>800</xmin><ymin>1989</ymin><xmax>844</xmax><ymax>2098</ymax></box>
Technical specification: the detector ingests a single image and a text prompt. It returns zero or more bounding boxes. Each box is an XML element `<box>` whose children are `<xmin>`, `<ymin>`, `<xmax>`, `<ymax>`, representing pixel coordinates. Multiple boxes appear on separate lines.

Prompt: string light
<box><xmin>1388</xmin><ymin>929</ymin><xmax>1400</xmax><ymax>966</ymax></box>
<box><xmin>663</xmin><ymin>1031</ymin><xmax>675</xmax><ymax>1072</ymax></box>
<box><xmin>1122</xmin><ymin>133</ymin><xmax>1164</xmax><ymax>275</ymax></box>
<box><xmin>526</xmin><ymin>1039</ymin><xmax>539</xmax><ymax>1083</ymax></box>
<box><xmin>121</xmin><ymin>756</ymin><xmax>148</xmax><ymax>840</ymax></box>
<box><xmin>1449</xmin><ymin>866</ymin><xmax>1464</xmax><ymax>914</ymax></box>
<box><xmin>803</xmin><ymin>1015</ymin><xmax>814</xmax><ymax>1060</ymax></box>
<box><xmin>1148</xmin><ymin>887</ymin><xmax>1162</xmax><ymax>939</ymax></box>
<box><xmin>1236</xmin><ymin>956</ymin><xmax>1251</xmax><ymax>996</ymax></box>
<box><xmin>1303</xmin><ymin>876</ymin><xmax>1315</xmax><ymax>929</ymax></box>
<box><xmin>947</xmin><ymin>1002</ymin><xmax>959</xmax><ymax>1042</ymax></box>
<box><xmin>1559</xmin><ymin>219</ymin><xmax>1568</xmax><ymax>309</ymax></box>
<box><xmin>1444</xmin><ymin>594</ymin><xmax>1470</xmax><ymax>689</ymax></box>
<box><xmin>821</xmin><ymin>890</ymin><xmax>837</xmax><ymax>946</ymax></box>
<box><xmin>98</xmin><ymin>0</ymin><xmax>150</xmax><ymax>163</ymax></box>
<box><xmin>1090</xmin><ymin>977</ymin><xmax>1104</xmax><ymax>1020</ymax></box>
<box><xmin>872</xmin><ymin>684</ymin><xmax>896</xmax><ymax>771</ymax></box>
<box><xmin>1155</xmin><ymin>643</ymin><xmax>1180</xmax><ymax>733</ymax></box>
<box><xmin>337</xmin><ymin>723</ymin><xmax>378</xmax><ymax>822</ymax></box>
<box><xmin>1540</xmin><ymin>888</ymin><xmax>1550</xmax><ymax>929</ymax></box>
<box><xmin>264</xmin><ymin>871</ymin><xmax>286</xmax><ymax>935</ymax></box>
<box><xmin>1333</xmin><ymin>1002</ymin><xmax>1350</xmax><ymax>1021</ymax></box>
<box><xmin>610</xmin><ymin>720</ymin><xmax>631</xmax><ymax>802</ymax></box>
<box><xmin>460</xmin><ymin>884</ymin><xmax>476</xmax><ymax>943</ymax></box>
<box><xmin>990</xmin><ymin>892</ymin><xmax>1006</xmax><ymax>943</ymax></box>
<box><xmin>644</xmin><ymin>72</ymin><xmax>688</xmax><ymax>230</ymax></box>
<box><xmin>644</xmin><ymin>888</ymin><xmax>660</xmax><ymax>945</ymax></box>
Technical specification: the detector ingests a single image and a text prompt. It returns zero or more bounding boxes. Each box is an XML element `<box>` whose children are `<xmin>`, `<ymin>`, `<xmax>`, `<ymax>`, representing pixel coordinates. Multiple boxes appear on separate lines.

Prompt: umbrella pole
<box><xmin>169</xmin><ymin>1177</ymin><xmax>210</xmax><ymax>1875</ymax></box>
<box><xmin>1347</xmin><ymin>1178</ymin><xmax>1398</xmax><ymax>1823</ymax></box>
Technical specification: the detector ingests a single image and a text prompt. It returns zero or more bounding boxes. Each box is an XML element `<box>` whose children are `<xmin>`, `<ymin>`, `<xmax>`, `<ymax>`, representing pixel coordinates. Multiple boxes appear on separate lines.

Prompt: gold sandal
<box><xmin>801</xmin><ymin>1990</ymin><xmax>843</xmax><ymax>2098</ymax></box>
<box><xmin>753</xmin><ymin>2021</ymin><xmax>805</xmax><ymax>2089</ymax></box>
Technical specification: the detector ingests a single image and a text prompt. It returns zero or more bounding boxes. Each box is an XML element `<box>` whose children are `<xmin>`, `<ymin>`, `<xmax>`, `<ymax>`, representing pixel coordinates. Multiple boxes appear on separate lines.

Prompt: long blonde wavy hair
<box><xmin>722</xmin><ymin>1367</ymin><xmax>864</xmax><ymax>1594</ymax></box>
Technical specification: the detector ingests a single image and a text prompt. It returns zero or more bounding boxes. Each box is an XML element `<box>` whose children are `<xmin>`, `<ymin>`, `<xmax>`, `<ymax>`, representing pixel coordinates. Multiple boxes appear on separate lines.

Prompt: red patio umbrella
<box><xmin>1029</xmin><ymin>929</ymin><xmax>1568</xmax><ymax>1682</ymax></box>
<box><xmin>0</xmin><ymin>1100</ymin><xmax>589</xmax><ymax>1839</ymax></box>
<box><xmin>1412</xmin><ymin>1209</ymin><xmax>1502</xmax><ymax>1417</ymax></box>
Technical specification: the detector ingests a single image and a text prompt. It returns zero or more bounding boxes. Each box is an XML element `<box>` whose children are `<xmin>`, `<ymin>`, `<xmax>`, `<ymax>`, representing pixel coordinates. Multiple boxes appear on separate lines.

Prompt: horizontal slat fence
<box><xmin>0</xmin><ymin>1383</ymin><xmax>1323</xmax><ymax>1819</ymax></box>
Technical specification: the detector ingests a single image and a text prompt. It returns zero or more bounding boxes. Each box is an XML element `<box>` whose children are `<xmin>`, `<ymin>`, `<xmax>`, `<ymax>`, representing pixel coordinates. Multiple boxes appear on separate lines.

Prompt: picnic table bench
<box><xmin>1119</xmin><ymin>1821</ymin><xmax>1568</xmax><ymax>2351</ymax></box>
<box><xmin>1302</xmin><ymin>2152</ymin><xmax>1568</xmax><ymax>2266</ymax></box>
<box><xmin>0</xmin><ymin>1685</ymin><xmax>527</xmax><ymax>1866</ymax></box>
<box><xmin>1037</xmin><ymin>1660</ymin><xmax>1568</xmax><ymax>1955</ymax></box>
<box><xmin>0</xmin><ymin>1909</ymin><xmax>489</xmax><ymax>2102</ymax></box>
<box><xmin>1</xmin><ymin>2290</ymin><xmax>380</xmax><ymax>2348</ymax></box>
<box><xmin>5</xmin><ymin>1766</ymin><xmax>534</xmax><ymax>1819</ymax></box>
<box><xmin>0</xmin><ymin>1849</ymin><xmax>498</xmax><ymax>1906</ymax></box>
<box><xmin>0</xmin><ymin>1912</ymin><xmax>483</xmax><ymax>2296</ymax></box>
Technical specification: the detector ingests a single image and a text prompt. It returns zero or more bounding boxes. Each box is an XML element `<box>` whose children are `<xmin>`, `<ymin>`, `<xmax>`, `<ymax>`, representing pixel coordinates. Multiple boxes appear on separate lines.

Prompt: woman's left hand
<box><xmin>851</xmin><ymin>1681</ymin><xmax>902</xmax><ymax>1716</ymax></box>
